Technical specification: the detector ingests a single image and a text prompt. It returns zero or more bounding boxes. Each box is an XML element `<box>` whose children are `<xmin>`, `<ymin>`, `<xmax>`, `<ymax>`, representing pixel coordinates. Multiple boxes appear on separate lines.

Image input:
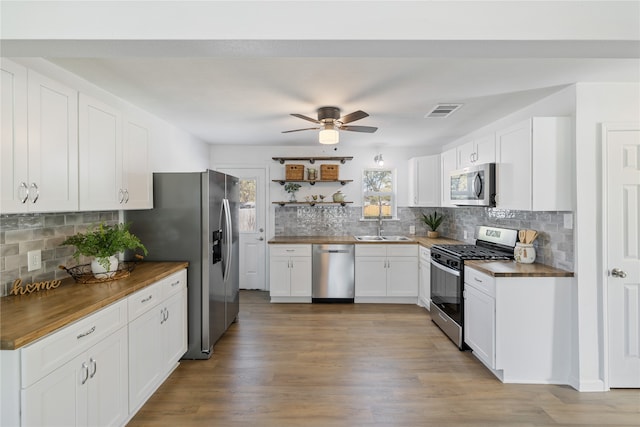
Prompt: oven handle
<box><xmin>431</xmin><ymin>259</ymin><xmax>461</xmax><ymax>277</ymax></box>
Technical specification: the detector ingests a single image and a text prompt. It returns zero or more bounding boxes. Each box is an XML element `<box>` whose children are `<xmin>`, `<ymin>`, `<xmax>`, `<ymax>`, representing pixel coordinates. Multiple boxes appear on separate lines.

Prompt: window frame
<box><xmin>361</xmin><ymin>168</ymin><xmax>398</xmax><ymax>221</ymax></box>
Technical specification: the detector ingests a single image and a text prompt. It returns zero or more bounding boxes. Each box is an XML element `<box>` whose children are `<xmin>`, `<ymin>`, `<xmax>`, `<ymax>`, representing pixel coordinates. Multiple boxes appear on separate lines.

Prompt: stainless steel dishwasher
<box><xmin>312</xmin><ymin>244</ymin><xmax>355</xmax><ymax>303</ymax></box>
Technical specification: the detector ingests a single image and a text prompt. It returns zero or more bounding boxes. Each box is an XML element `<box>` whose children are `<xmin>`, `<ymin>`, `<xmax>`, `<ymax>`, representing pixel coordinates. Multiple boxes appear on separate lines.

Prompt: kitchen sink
<box><xmin>354</xmin><ymin>235</ymin><xmax>385</xmax><ymax>241</ymax></box>
<box><xmin>354</xmin><ymin>235</ymin><xmax>412</xmax><ymax>242</ymax></box>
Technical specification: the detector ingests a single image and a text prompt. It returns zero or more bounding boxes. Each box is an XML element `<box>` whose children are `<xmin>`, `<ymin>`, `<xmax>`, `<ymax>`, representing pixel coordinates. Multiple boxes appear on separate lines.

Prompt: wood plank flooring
<box><xmin>128</xmin><ymin>291</ymin><xmax>640</xmax><ymax>426</ymax></box>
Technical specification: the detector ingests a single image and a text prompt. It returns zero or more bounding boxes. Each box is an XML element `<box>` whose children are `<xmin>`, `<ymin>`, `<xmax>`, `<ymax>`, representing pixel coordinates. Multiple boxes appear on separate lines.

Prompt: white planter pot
<box><xmin>91</xmin><ymin>256</ymin><xmax>119</xmax><ymax>279</ymax></box>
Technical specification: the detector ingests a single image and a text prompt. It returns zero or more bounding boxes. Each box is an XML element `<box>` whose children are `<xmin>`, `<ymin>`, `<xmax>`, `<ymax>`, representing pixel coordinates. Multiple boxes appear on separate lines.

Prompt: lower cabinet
<box><xmin>355</xmin><ymin>244</ymin><xmax>418</xmax><ymax>303</ymax></box>
<box><xmin>269</xmin><ymin>244</ymin><xmax>312</xmax><ymax>302</ymax></box>
<box><xmin>463</xmin><ymin>266</ymin><xmax>573</xmax><ymax>384</ymax></box>
<box><xmin>128</xmin><ymin>270</ymin><xmax>187</xmax><ymax>413</ymax></box>
<box><xmin>22</xmin><ymin>327</ymin><xmax>129</xmax><ymax>427</ymax></box>
<box><xmin>1</xmin><ymin>267</ymin><xmax>187</xmax><ymax>426</ymax></box>
<box><xmin>418</xmin><ymin>246</ymin><xmax>431</xmax><ymax>309</ymax></box>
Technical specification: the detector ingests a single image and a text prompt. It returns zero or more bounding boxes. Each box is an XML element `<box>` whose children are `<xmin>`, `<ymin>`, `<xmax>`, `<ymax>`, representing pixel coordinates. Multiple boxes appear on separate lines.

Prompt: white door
<box><xmin>217</xmin><ymin>167</ymin><xmax>267</xmax><ymax>290</ymax></box>
<box><xmin>605</xmin><ymin>123</ymin><xmax>640</xmax><ymax>388</ymax></box>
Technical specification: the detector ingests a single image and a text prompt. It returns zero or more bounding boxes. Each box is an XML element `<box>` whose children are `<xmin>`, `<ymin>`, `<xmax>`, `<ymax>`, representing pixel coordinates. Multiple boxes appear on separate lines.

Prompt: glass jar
<box><xmin>514</xmin><ymin>243</ymin><xmax>536</xmax><ymax>264</ymax></box>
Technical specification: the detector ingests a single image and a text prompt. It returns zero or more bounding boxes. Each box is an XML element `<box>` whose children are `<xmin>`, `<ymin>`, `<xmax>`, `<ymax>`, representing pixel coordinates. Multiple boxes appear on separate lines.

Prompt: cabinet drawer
<box><xmin>355</xmin><ymin>244</ymin><xmax>387</xmax><ymax>257</ymax></box>
<box><xmin>387</xmin><ymin>244</ymin><xmax>418</xmax><ymax>257</ymax></box>
<box><xmin>21</xmin><ymin>299</ymin><xmax>127</xmax><ymax>389</ymax></box>
<box><xmin>464</xmin><ymin>266</ymin><xmax>495</xmax><ymax>297</ymax></box>
<box><xmin>162</xmin><ymin>269</ymin><xmax>187</xmax><ymax>299</ymax></box>
<box><xmin>128</xmin><ymin>280</ymin><xmax>163</xmax><ymax>321</ymax></box>
<box><xmin>419</xmin><ymin>245</ymin><xmax>431</xmax><ymax>261</ymax></box>
<box><xmin>270</xmin><ymin>244</ymin><xmax>311</xmax><ymax>257</ymax></box>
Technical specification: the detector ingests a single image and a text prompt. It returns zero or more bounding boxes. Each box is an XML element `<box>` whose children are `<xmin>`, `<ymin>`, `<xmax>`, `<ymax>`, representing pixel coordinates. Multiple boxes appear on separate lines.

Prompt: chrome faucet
<box><xmin>377</xmin><ymin>198</ymin><xmax>384</xmax><ymax>236</ymax></box>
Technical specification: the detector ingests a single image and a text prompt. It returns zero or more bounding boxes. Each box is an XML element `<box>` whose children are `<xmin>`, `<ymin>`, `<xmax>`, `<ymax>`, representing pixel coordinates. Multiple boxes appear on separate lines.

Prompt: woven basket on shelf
<box><xmin>320</xmin><ymin>164</ymin><xmax>339</xmax><ymax>180</ymax></box>
<box><xmin>285</xmin><ymin>164</ymin><xmax>304</xmax><ymax>180</ymax></box>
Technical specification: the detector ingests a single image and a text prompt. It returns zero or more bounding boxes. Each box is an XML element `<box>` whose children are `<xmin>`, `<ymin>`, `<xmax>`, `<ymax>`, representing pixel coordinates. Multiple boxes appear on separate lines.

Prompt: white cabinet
<box><xmin>495</xmin><ymin>117</ymin><xmax>572</xmax><ymax>211</ymax></box>
<box><xmin>463</xmin><ymin>266</ymin><xmax>573</xmax><ymax>384</ymax></box>
<box><xmin>128</xmin><ymin>270</ymin><xmax>187</xmax><ymax>413</ymax></box>
<box><xmin>440</xmin><ymin>148</ymin><xmax>457</xmax><ymax>207</ymax></box>
<box><xmin>20</xmin><ymin>300</ymin><xmax>129</xmax><ymax>427</ymax></box>
<box><xmin>1</xmin><ymin>59</ymin><xmax>78</xmax><ymax>214</ymax></box>
<box><xmin>456</xmin><ymin>134</ymin><xmax>496</xmax><ymax>169</ymax></box>
<box><xmin>418</xmin><ymin>246</ymin><xmax>431</xmax><ymax>310</ymax></box>
<box><xmin>79</xmin><ymin>94</ymin><xmax>153</xmax><ymax>210</ymax></box>
<box><xmin>269</xmin><ymin>245</ymin><xmax>312</xmax><ymax>302</ymax></box>
<box><xmin>355</xmin><ymin>244</ymin><xmax>418</xmax><ymax>303</ymax></box>
<box><xmin>408</xmin><ymin>155</ymin><xmax>440</xmax><ymax>207</ymax></box>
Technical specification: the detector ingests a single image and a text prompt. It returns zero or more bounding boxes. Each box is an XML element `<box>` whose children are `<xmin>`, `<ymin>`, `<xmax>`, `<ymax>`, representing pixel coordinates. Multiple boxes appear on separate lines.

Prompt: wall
<box><xmin>573</xmin><ymin>82</ymin><xmax>640</xmax><ymax>391</ymax></box>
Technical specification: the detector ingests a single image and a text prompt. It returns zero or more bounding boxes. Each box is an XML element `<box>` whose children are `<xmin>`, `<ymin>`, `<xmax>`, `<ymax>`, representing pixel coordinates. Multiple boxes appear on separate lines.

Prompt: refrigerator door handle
<box><xmin>222</xmin><ymin>198</ymin><xmax>233</xmax><ymax>281</ymax></box>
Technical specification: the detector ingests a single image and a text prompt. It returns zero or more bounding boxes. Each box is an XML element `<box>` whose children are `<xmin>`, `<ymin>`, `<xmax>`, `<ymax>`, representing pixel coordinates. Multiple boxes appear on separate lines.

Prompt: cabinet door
<box><xmin>495</xmin><ymin>118</ymin><xmax>532</xmax><ymax>210</ymax></box>
<box><xmin>289</xmin><ymin>256</ymin><xmax>312</xmax><ymax>297</ymax></box>
<box><xmin>22</xmin><ymin>352</ymin><xmax>86</xmax><ymax>427</ymax></box>
<box><xmin>474</xmin><ymin>134</ymin><xmax>496</xmax><ymax>165</ymax></box>
<box><xmin>162</xmin><ymin>287</ymin><xmax>188</xmax><ymax>370</ymax></box>
<box><xmin>387</xmin><ymin>257</ymin><xmax>418</xmax><ymax>297</ymax></box>
<box><xmin>412</xmin><ymin>155</ymin><xmax>440</xmax><ymax>206</ymax></box>
<box><xmin>464</xmin><ymin>285</ymin><xmax>496</xmax><ymax>369</ymax></box>
<box><xmin>122</xmin><ymin>117</ymin><xmax>153</xmax><ymax>209</ymax></box>
<box><xmin>456</xmin><ymin>141</ymin><xmax>475</xmax><ymax>168</ymax></box>
<box><xmin>0</xmin><ymin>59</ymin><xmax>29</xmax><ymax>213</ymax></box>
<box><xmin>27</xmin><ymin>69</ymin><xmax>78</xmax><ymax>213</ymax></box>
<box><xmin>86</xmin><ymin>327</ymin><xmax>128</xmax><ymax>427</ymax></box>
<box><xmin>79</xmin><ymin>93</ymin><xmax>123</xmax><ymax>211</ymax></box>
<box><xmin>355</xmin><ymin>256</ymin><xmax>387</xmax><ymax>297</ymax></box>
<box><xmin>419</xmin><ymin>259</ymin><xmax>431</xmax><ymax>309</ymax></box>
<box><xmin>269</xmin><ymin>256</ymin><xmax>291</xmax><ymax>296</ymax></box>
<box><xmin>440</xmin><ymin>148</ymin><xmax>457</xmax><ymax>206</ymax></box>
<box><xmin>128</xmin><ymin>305</ymin><xmax>163</xmax><ymax>411</ymax></box>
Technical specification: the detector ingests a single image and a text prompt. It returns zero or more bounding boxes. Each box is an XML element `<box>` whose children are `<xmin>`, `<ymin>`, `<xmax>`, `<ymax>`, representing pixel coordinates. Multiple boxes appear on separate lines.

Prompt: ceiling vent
<box><xmin>424</xmin><ymin>103</ymin><xmax>463</xmax><ymax>119</ymax></box>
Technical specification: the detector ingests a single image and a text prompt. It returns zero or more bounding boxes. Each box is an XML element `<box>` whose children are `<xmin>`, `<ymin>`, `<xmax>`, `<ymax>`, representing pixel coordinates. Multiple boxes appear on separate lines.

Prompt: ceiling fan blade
<box><xmin>291</xmin><ymin>113</ymin><xmax>320</xmax><ymax>124</ymax></box>
<box><xmin>282</xmin><ymin>127</ymin><xmax>319</xmax><ymax>133</ymax></box>
<box><xmin>340</xmin><ymin>125</ymin><xmax>378</xmax><ymax>133</ymax></box>
<box><xmin>339</xmin><ymin>110</ymin><xmax>369</xmax><ymax>124</ymax></box>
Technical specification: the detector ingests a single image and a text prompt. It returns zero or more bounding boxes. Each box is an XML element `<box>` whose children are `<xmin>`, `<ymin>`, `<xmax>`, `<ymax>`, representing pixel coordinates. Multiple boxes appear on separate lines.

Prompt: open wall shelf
<box><xmin>273</xmin><ymin>201</ymin><xmax>352</xmax><ymax>207</ymax></box>
<box><xmin>272</xmin><ymin>179</ymin><xmax>352</xmax><ymax>186</ymax></box>
<box><xmin>272</xmin><ymin>156</ymin><xmax>353</xmax><ymax>164</ymax></box>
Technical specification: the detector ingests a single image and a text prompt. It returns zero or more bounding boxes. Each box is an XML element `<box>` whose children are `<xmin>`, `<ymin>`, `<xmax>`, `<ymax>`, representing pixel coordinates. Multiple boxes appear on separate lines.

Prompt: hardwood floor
<box><xmin>128</xmin><ymin>291</ymin><xmax>640</xmax><ymax>426</ymax></box>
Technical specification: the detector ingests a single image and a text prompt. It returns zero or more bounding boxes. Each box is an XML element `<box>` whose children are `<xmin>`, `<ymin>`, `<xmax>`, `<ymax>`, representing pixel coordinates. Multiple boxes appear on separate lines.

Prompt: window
<box><xmin>238</xmin><ymin>178</ymin><xmax>256</xmax><ymax>232</ymax></box>
<box><xmin>362</xmin><ymin>169</ymin><xmax>396</xmax><ymax>220</ymax></box>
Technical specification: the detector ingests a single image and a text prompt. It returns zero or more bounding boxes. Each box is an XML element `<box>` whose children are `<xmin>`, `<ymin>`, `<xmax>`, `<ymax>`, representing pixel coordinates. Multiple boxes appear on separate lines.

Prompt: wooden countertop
<box><xmin>0</xmin><ymin>261</ymin><xmax>188</xmax><ymax>350</ymax></box>
<box><xmin>267</xmin><ymin>235</ymin><xmax>465</xmax><ymax>246</ymax></box>
<box><xmin>465</xmin><ymin>260</ymin><xmax>574</xmax><ymax>278</ymax></box>
<box><xmin>413</xmin><ymin>236</ymin><xmax>465</xmax><ymax>248</ymax></box>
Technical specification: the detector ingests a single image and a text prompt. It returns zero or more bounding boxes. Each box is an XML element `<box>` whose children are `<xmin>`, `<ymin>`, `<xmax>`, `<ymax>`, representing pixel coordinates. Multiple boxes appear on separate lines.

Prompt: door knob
<box><xmin>611</xmin><ymin>268</ymin><xmax>627</xmax><ymax>278</ymax></box>
<box><xmin>259</xmin><ymin>228</ymin><xmax>264</xmax><ymax>232</ymax></box>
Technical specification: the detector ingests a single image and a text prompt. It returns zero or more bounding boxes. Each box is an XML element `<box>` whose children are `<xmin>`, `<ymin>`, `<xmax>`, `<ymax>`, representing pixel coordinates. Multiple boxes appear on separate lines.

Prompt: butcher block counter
<box><xmin>0</xmin><ymin>261</ymin><xmax>188</xmax><ymax>350</ymax></box>
<box><xmin>268</xmin><ymin>235</ymin><xmax>464</xmax><ymax>246</ymax></box>
<box><xmin>465</xmin><ymin>260</ymin><xmax>574</xmax><ymax>277</ymax></box>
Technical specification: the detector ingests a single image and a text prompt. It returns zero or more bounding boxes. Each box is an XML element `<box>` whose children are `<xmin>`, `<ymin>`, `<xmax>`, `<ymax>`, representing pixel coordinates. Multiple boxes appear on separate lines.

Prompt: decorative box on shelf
<box><xmin>286</xmin><ymin>164</ymin><xmax>305</xmax><ymax>180</ymax></box>
<box><xmin>321</xmin><ymin>164</ymin><xmax>339</xmax><ymax>180</ymax></box>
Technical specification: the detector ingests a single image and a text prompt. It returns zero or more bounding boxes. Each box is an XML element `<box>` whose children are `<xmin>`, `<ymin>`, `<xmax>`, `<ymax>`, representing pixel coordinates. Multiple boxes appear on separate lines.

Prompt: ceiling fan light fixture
<box><xmin>374</xmin><ymin>153</ymin><xmax>384</xmax><ymax>166</ymax></box>
<box><xmin>319</xmin><ymin>124</ymin><xmax>339</xmax><ymax>145</ymax></box>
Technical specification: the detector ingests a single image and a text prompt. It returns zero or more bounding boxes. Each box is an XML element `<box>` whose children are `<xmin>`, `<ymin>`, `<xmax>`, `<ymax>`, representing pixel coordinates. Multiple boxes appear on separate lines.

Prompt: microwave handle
<box><xmin>472</xmin><ymin>173</ymin><xmax>483</xmax><ymax>198</ymax></box>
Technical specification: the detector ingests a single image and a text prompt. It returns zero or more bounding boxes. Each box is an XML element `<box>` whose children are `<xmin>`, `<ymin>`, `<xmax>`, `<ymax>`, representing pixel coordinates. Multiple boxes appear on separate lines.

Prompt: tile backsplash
<box><xmin>0</xmin><ymin>211</ymin><xmax>119</xmax><ymax>297</ymax></box>
<box><xmin>274</xmin><ymin>206</ymin><xmax>574</xmax><ymax>271</ymax></box>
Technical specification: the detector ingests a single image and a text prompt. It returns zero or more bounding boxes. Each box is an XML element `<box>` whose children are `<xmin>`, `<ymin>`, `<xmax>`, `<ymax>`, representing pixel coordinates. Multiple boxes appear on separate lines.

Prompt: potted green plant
<box><xmin>61</xmin><ymin>222</ymin><xmax>148</xmax><ymax>278</ymax></box>
<box><xmin>421</xmin><ymin>211</ymin><xmax>444</xmax><ymax>238</ymax></box>
<box><xmin>284</xmin><ymin>182</ymin><xmax>302</xmax><ymax>202</ymax></box>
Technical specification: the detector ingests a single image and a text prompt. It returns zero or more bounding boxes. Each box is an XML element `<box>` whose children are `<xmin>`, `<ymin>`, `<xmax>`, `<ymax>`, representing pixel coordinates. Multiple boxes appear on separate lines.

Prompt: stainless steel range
<box><xmin>430</xmin><ymin>225</ymin><xmax>518</xmax><ymax>349</ymax></box>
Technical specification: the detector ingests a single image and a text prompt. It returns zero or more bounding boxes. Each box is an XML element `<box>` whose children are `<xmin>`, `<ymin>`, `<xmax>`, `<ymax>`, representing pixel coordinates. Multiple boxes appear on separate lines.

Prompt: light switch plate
<box><xmin>28</xmin><ymin>250</ymin><xmax>42</xmax><ymax>271</ymax></box>
<box><xmin>409</xmin><ymin>225</ymin><xmax>415</xmax><ymax>235</ymax></box>
<box><xmin>563</xmin><ymin>213</ymin><xmax>573</xmax><ymax>229</ymax></box>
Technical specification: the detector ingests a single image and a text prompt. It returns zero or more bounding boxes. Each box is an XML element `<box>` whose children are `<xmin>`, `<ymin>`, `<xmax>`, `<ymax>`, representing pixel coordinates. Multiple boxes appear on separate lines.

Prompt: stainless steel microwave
<box><xmin>449</xmin><ymin>163</ymin><xmax>496</xmax><ymax>207</ymax></box>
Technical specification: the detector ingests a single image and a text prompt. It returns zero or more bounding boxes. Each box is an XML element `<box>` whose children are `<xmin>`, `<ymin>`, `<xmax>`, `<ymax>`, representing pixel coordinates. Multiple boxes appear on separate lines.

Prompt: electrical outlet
<box><xmin>409</xmin><ymin>225</ymin><xmax>415</xmax><ymax>235</ymax></box>
<box><xmin>463</xmin><ymin>230</ymin><xmax>468</xmax><ymax>240</ymax></box>
<box><xmin>28</xmin><ymin>250</ymin><xmax>42</xmax><ymax>271</ymax></box>
<box><xmin>563</xmin><ymin>213</ymin><xmax>573</xmax><ymax>229</ymax></box>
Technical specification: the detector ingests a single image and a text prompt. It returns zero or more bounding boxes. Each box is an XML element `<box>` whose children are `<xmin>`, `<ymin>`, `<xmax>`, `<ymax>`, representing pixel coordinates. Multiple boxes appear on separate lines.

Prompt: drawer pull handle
<box><xmin>438</xmin><ymin>313</ymin><xmax>449</xmax><ymax>323</ymax></box>
<box><xmin>474</xmin><ymin>277</ymin><xmax>483</xmax><ymax>283</ymax></box>
<box><xmin>89</xmin><ymin>358</ymin><xmax>97</xmax><ymax>378</ymax></box>
<box><xmin>286</xmin><ymin>249</ymin><xmax>294</xmax><ymax>252</ymax></box>
<box><xmin>81</xmin><ymin>362</ymin><xmax>89</xmax><ymax>385</ymax></box>
<box><xmin>77</xmin><ymin>326</ymin><xmax>96</xmax><ymax>340</ymax></box>
<box><xmin>141</xmin><ymin>295</ymin><xmax>153</xmax><ymax>303</ymax></box>
<box><xmin>170</xmin><ymin>280</ymin><xmax>180</xmax><ymax>287</ymax></box>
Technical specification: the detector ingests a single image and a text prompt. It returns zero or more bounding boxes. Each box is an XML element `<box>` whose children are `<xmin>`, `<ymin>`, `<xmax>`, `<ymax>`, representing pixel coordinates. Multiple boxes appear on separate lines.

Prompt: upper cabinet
<box><xmin>456</xmin><ymin>134</ymin><xmax>495</xmax><ymax>169</ymax></box>
<box><xmin>408</xmin><ymin>155</ymin><xmax>440</xmax><ymax>207</ymax></box>
<box><xmin>440</xmin><ymin>148</ymin><xmax>457</xmax><ymax>207</ymax></box>
<box><xmin>1</xmin><ymin>60</ymin><xmax>78</xmax><ymax>214</ymax></box>
<box><xmin>79</xmin><ymin>94</ymin><xmax>152</xmax><ymax>211</ymax></box>
<box><xmin>495</xmin><ymin>117</ymin><xmax>572</xmax><ymax>211</ymax></box>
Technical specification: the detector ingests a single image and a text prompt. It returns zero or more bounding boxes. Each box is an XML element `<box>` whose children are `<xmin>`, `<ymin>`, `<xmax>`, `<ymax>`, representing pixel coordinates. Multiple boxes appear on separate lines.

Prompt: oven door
<box><xmin>430</xmin><ymin>259</ymin><xmax>462</xmax><ymax>325</ymax></box>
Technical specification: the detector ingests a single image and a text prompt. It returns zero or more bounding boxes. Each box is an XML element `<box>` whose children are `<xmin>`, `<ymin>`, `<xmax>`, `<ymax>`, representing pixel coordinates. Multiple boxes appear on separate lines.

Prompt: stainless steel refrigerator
<box><xmin>124</xmin><ymin>170</ymin><xmax>239</xmax><ymax>359</ymax></box>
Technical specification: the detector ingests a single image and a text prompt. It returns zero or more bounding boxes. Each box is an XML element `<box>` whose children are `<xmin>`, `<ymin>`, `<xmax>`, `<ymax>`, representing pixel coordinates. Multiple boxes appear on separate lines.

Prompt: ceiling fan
<box><xmin>282</xmin><ymin>106</ymin><xmax>378</xmax><ymax>144</ymax></box>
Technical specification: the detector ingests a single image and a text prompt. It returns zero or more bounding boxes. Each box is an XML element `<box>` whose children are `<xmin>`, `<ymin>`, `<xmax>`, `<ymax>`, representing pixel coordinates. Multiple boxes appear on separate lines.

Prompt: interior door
<box><xmin>216</xmin><ymin>167</ymin><xmax>267</xmax><ymax>290</ymax></box>
<box><xmin>605</xmin><ymin>123</ymin><xmax>640</xmax><ymax>388</ymax></box>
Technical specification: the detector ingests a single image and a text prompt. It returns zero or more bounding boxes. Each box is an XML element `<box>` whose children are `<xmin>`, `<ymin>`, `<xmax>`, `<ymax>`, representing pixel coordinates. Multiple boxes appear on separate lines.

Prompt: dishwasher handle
<box><xmin>319</xmin><ymin>249</ymin><xmax>350</xmax><ymax>254</ymax></box>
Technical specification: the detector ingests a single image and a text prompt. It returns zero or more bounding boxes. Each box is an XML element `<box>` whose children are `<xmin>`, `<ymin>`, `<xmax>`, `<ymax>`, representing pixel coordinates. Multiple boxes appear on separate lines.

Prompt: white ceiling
<box><xmin>3</xmin><ymin>1</ymin><xmax>639</xmax><ymax>149</ymax></box>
